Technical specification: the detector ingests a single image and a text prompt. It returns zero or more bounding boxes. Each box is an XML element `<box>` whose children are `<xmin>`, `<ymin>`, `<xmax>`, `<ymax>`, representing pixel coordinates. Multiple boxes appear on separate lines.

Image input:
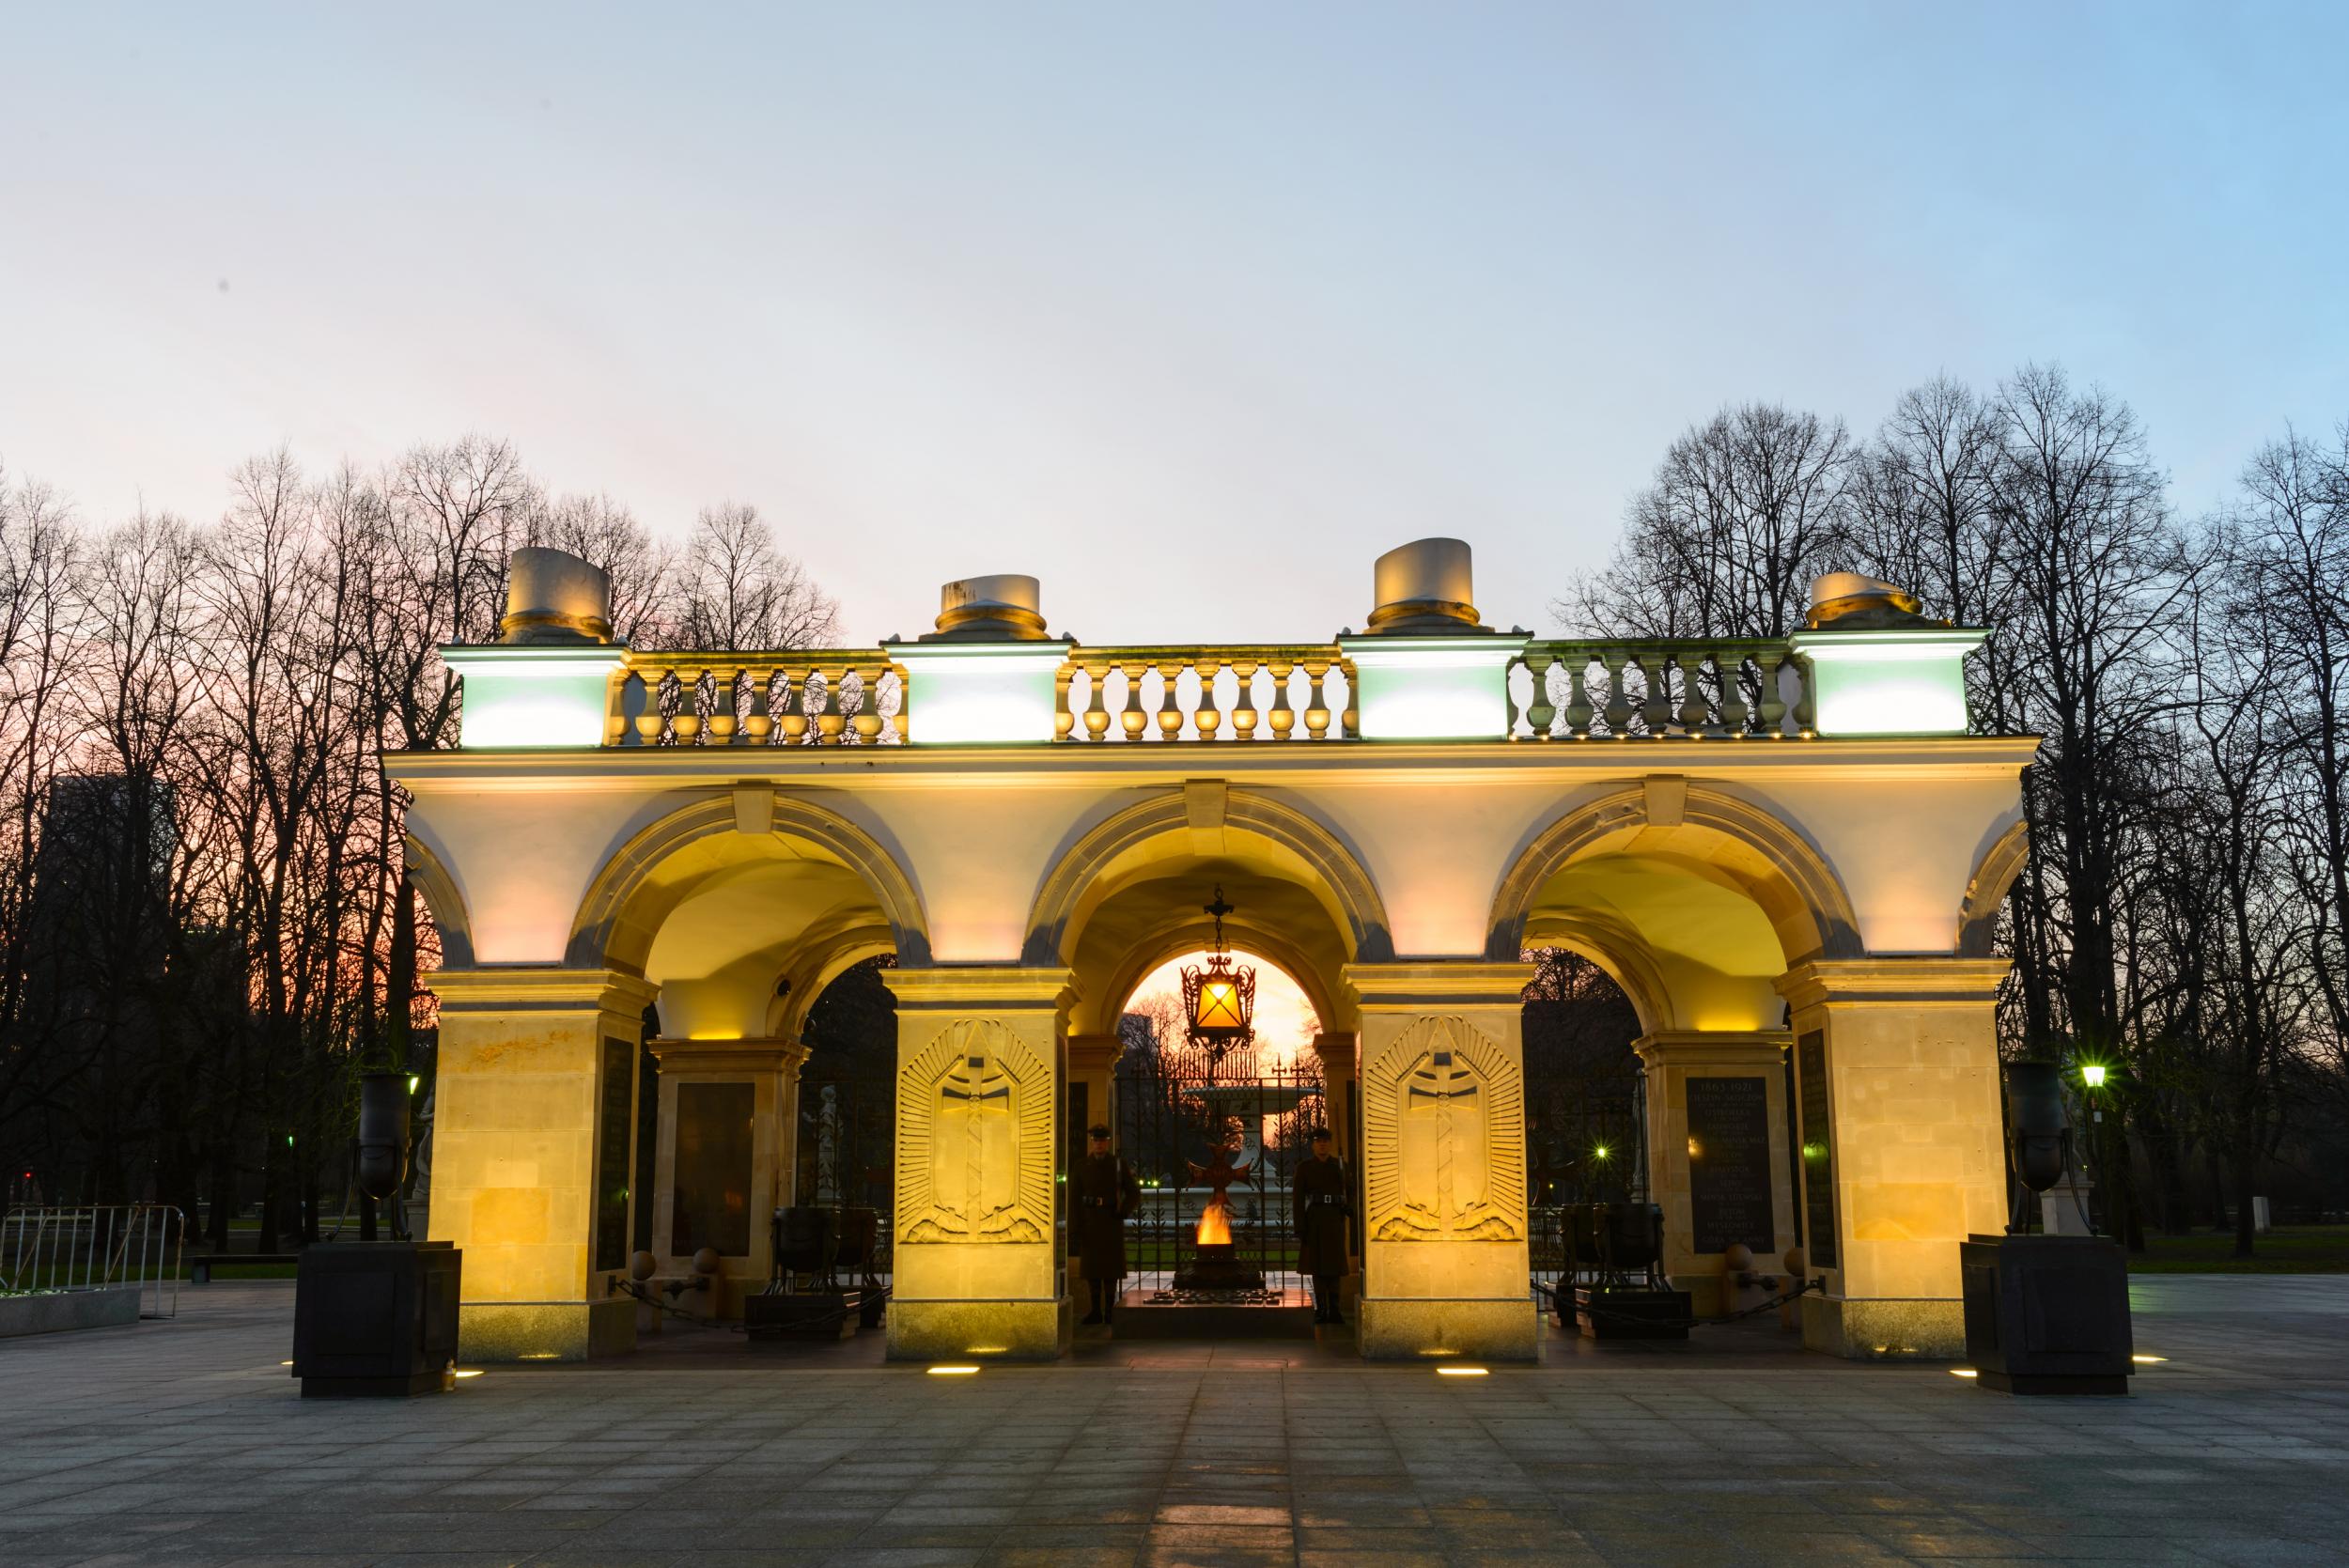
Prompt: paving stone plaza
<box><xmin>2</xmin><ymin>1275</ymin><xmax>2344</xmax><ymax>1567</ymax></box>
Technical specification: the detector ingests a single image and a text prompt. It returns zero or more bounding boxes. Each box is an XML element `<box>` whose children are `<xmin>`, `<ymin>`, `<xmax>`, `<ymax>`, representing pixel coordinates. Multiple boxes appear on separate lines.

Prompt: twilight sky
<box><xmin>3</xmin><ymin>4</ymin><xmax>2343</xmax><ymax>644</ymax></box>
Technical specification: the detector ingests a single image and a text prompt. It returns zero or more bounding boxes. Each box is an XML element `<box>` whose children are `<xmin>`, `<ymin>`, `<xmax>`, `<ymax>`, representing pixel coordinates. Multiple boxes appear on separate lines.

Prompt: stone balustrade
<box><xmin>592</xmin><ymin>641</ymin><xmax>1836</xmax><ymax>746</ymax></box>
<box><xmin>610</xmin><ymin>654</ymin><xmax>908</xmax><ymax>747</ymax></box>
<box><xmin>1506</xmin><ymin>640</ymin><xmax>1816</xmax><ymax>740</ymax></box>
<box><xmin>1054</xmin><ymin>646</ymin><xmax>1360</xmax><ymax>743</ymax></box>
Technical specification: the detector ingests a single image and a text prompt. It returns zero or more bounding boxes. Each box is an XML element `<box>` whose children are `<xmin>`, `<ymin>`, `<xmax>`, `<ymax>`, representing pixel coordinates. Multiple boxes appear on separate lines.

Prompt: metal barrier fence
<box><xmin>0</xmin><ymin>1204</ymin><xmax>185</xmax><ymax>1319</ymax></box>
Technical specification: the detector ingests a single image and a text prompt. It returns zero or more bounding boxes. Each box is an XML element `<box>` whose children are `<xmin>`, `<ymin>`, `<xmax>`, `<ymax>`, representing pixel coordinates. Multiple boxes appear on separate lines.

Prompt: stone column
<box><xmin>1344</xmin><ymin>961</ymin><xmax>1540</xmax><ymax>1361</ymax></box>
<box><xmin>880</xmin><ymin>966</ymin><xmax>1075</xmax><ymax>1361</ymax></box>
<box><xmin>1310</xmin><ymin>1032</ymin><xmax>1359</xmax><ymax>1164</ymax></box>
<box><xmin>1310</xmin><ymin>1031</ymin><xmax>1363</xmax><ymax>1317</ymax></box>
<box><xmin>1634</xmin><ymin>1031</ymin><xmax>1796</xmax><ymax>1317</ymax></box>
<box><xmin>427</xmin><ymin>967</ymin><xmax>659</xmax><ymax>1361</ymax></box>
<box><xmin>1776</xmin><ymin>958</ymin><xmax>2009</xmax><ymax>1358</ymax></box>
<box><xmin>1062</xmin><ymin>1032</ymin><xmax>1124</xmax><ymax>1294</ymax></box>
<box><xmin>646</xmin><ymin>1036</ymin><xmax>808</xmax><ymax>1315</ymax></box>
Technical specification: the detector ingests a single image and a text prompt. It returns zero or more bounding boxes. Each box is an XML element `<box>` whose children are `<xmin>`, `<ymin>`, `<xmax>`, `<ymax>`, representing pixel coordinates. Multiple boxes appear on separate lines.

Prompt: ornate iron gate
<box><xmin>1114</xmin><ymin>1036</ymin><xmax>1325</xmax><ymax>1296</ymax></box>
<box><xmin>1522</xmin><ymin>950</ymin><xmax>1647</xmax><ymax>1303</ymax></box>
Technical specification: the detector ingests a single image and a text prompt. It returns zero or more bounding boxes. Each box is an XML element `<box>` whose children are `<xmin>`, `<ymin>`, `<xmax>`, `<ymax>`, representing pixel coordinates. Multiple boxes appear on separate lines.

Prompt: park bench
<box><xmin>190</xmin><ymin>1253</ymin><xmax>301</xmax><ymax>1283</ymax></box>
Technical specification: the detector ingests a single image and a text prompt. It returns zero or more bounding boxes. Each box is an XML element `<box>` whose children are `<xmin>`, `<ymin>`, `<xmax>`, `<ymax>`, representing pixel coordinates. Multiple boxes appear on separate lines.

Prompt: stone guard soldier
<box><xmin>1071</xmin><ymin>1123</ymin><xmax>1141</xmax><ymax>1325</ymax></box>
<box><xmin>1292</xmin><ymin>1126</ymin><xmax>1352</xmax><ymax>1324</ymax></box>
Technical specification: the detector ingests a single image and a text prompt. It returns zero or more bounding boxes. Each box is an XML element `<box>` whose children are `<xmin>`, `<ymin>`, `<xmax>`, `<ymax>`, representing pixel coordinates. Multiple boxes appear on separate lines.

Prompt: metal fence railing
<box><xmin>0</xmin><ymin>1204</ymin><xmax>185</xmax><ymax>1319</ymax></box>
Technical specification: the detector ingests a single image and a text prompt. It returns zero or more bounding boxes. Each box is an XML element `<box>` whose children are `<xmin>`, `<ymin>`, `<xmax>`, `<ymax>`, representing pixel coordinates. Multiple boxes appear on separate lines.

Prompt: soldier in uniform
<box><xmin>1292</xmin><ymin>1126</ymin><xmax>1352</xmax><ymax>1324</ymax></box>
<box><xmin>1070</xmin><ymin>1124</ymin><xmax>1141</xmax><ymax>1325</ymax></box>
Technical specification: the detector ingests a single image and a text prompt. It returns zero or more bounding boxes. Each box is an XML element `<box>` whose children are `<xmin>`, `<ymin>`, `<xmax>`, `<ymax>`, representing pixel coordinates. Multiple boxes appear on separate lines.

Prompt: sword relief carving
<box><xmin>896</xmin><ymin>1019</ymin><xmax>1051</xmax><ymax>1243</ymax></box>
<box><xmin>1364</xmin><ymin>1015</ymin><xmax>1525</xmax><ymax>1242</ymax></box>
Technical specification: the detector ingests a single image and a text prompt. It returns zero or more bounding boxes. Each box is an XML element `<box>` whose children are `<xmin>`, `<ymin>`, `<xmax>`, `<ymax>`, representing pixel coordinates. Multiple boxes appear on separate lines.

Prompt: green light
<box><xmin>286</xmin><ymin>1135</ymin><xmax>295</xmax><ymax>1147</ymax></box>
<box><xmin>2081</xmin><ymin>1063</ymin><xmax>2108</xmax><ymax>1089</ymax></box>
<box><xmin>1593</xmin><ymin>1144</ymin><xmax>1610</xmax><ymax>1160</ymax></box>
<box><xmin>408</xmin><ymin>1074</ymin><xmax>421</xmax><ymax>1094</ymax></box>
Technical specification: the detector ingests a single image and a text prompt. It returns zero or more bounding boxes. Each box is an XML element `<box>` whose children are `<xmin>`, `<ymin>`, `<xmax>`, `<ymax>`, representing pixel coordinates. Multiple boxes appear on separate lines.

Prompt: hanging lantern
<box><xmin>1182</xmin><ymin>887</ymin><xmax>1256</xmax><ymax>1054</ymax></box>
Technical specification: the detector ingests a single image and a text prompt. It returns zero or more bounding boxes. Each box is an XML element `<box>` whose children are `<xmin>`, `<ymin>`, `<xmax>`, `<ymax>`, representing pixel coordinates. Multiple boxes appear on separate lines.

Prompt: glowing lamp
<box><xmin>1180</xmin><ymin>887</ymin><xmax>1257</xmax><ymax>1053</ymax></box>
<box><xmin>2080</xmin><ymin>1063</ymin><xmax>2108</xmax><ymax>1089</ymax></box>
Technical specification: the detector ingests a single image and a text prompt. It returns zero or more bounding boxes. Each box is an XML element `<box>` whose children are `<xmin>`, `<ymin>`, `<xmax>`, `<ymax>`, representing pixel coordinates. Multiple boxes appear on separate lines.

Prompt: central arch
<box><xmin>1023</xmin><ymin>784</ymin><xmax>1392</xmax><ymax>968</ymax></box>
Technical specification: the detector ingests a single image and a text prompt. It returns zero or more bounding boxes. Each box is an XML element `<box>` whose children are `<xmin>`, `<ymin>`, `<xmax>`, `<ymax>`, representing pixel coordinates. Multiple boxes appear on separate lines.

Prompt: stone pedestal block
<box><xmin>292</xmin><ymin>1241</ymin><xmax>461</xmax><ymax>1395</ymax></box>
<box><xmin>1960</xmin><ymin>1234</ymin><xmax>2133</xmax><ymax>1394</ymax></box>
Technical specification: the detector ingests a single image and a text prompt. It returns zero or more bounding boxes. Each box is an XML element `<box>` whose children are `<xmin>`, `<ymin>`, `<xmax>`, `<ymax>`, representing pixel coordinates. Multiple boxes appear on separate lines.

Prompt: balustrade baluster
<box><xmin>624</xmin><ymin>670</ymin><xmax>657</xmax><ymax>746</ymax></box>
<box><xmin>708</xmin><ymin>667</ymin><xmax>740</xmax><ymax>744</ymax></box>
<box><xmin>1563</xmin><ymin>657</ymin><xmax>1593</xmax><ymax>738</ymax></box>
<box><xmin>888</xmin><ymin>667</ymin><xmax>910</xmax><ymax>743</ymax></box>
<box><xmin>1118</xmin><ymin>662</ymin><xmax>1148</xmax><ymax>740</ymax></box>
<box><xmin>672</xmin><ymin>667</ymin><xmax>705</xmax><ymax>744</ymax></box>
<box><xmin>1788</xmin><ymin>654</ymin><xmax>1815</xmax><ymax>737</ymax></box>
<box><xmin>742</xmin><ymin>668</ymin><xmax>773</xmax><ymax>744</ymax></box>
<box><xmin>1054</xmin><ymin>660</ymin><xmax>1077</xmax><ymax>742</ymax></box>
<box><xmin>1641</xmin><ymin>653</ymin><xmax>1672</xmax><ymax>736</ymax></box>
<box><xmin>1083</xmin><ymin>661</ymin><xmax>1112</xmax><ymax>740</ymax></box>
<box><xmin>772</xmin><ymin>670</ymin><xmax>805</xmax><ymax>743</ymax></box>
<box><xmin>1302</xmin><ymin>660</ymin><xmax>1332</xmax><ymax>739</ymax></box>
<box><xmin>1602</xmin><ymin>651</ymin><xmax>1633</xmax><ymax>737</ymax></box>
<box><xmin>1194</xmin><ymin>659</ymin><xmax>1223</xmax><ymax>739</ymax></box>
<box><xmin>1338</xmin><ymin>660</ymin><xmax>1359</xmax><ymax>737</ymax></box>
<box><xmin>1718</xmin><ymin>651</ymin><xmax>1749</xmax><ymax>737</ymax></box>
<box><xmin>1157</xmin><ymin>661</ymin><xmax>1186</xmax><ymax>739</ymax></box>
<box><xmin>1758</xmin><ymin>657</ymin><xmax>1788</xmax><ymax>738</ymax></box>
<box><xmin>850</xmin><ymin>669</ymin><xmax>883</xmax><ymax>742</ymax></box>
<box><xmin>1522</xmin><ymin>651</ymin><xmax>1555</xmax><ymax>739</ymax></box>
<box><xmin>817</xmin><ymin>669</ymin><xmax>847</xmax><ymax>742</ymax></box>
<box><xmin>1267</xmin><ymin>660</ymin><xmax>1296</xmax><ymax>738</ymax></box>
<box><xmin>1676</xmin><ymin>652</ymin><xmax>1707</xmax><ymax>736</ymax></box>
<box><xmin>1231</xmin><ymin>660</ymin><xmax>1259</xmax><ymax>738</ymax></box>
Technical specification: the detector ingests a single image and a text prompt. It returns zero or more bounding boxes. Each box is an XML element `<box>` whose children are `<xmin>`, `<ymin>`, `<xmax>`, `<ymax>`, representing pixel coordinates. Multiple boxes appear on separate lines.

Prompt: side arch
<box><xmin>1956</xmin><ymin>819</ymin><xmax>2030</xmax><ymax>959</ymax></box>
<box><xmin>568</xmin><ymin>792</ymin><xmax>930</xmax><ymax>973</ymax></box>
<box><xmin>1487</xmin><ymin>781</ymin><xmax>1864</xmax><ymax>965</ymax></box>
<box><xmin>1519</xmin><ymin>908</ymin><xmax>1672</xmax><ymax>1036</ymax></box>
<box><xmin>1022</xmin><ymin>786</ymin><xmax>1393</xmax><ymax>966</ymax></box>
<box><xmin>403</xmin><ymin>833</ymin><xmax>475</xmax><ymax>970</ymax></box>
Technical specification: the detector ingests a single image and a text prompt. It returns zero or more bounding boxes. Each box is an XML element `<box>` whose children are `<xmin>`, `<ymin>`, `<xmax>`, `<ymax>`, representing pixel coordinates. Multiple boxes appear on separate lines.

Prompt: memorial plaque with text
<box><xmin>593</xmin><ymin>1035</ymin><xmax>633</xmax><ymax>1272</ymax></box>
<box><xmin>1797</xmin><ymin>1031</ymin><xmax>1837</xmax><ymax>1268</ymax></box>
<box><xmin>1688</xmin><ymin>1075</ymin><xmax>1774</xmax><ymax>1255</ymax></box>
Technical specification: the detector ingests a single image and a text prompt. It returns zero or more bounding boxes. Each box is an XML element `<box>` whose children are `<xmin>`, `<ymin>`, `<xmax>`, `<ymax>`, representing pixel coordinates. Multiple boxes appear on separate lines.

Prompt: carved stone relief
<box><xmin>895</xmin><ymin>1019</ymin><xmax>1052</xmax><ymax>1244</ymax></box>
<box><xmin>1364</xmin><ymin>1015</ymin><xmax>1525</xmax><ymax>1242</ymax></box>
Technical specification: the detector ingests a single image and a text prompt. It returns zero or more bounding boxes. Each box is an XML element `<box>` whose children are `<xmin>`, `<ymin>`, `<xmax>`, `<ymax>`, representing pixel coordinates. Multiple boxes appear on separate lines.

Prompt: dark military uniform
<box><xmin>1292</xmin><ymin>1150</ymin><xmax>1352</xmax><ymax>1323</ymax></box>
<box><xmin>1070</xmin><ymin>1148</ymin><xmax>1141</xmax><ymax>1322</ymax></box>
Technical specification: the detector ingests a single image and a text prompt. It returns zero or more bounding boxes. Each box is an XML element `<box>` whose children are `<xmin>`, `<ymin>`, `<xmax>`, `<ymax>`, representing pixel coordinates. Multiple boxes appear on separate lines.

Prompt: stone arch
<box><xmin>568</xmin><ymin>791</ymin><xmax>930</xmax><ymax>973</ymax></box>
<box><xmin>1519</xmin><ymin>908</ymin><xmax>1672</xmax><ymax>1036</ymax></box>
<box><xmin>1486</xmin><ymin>779</ymin><xmax>1864</xmax><ymax>966</ymax></box>
<box><xmin>767</xmin><ymin>918</ymin><xmax>899</xmax><ymax>1040</ymax></box>
<box><xmin>402</xmin><ymin>832</ymin><xmax>475</xmax><ymax>970</ymax></box>
<box><xmin>1956</xmin><ymin>819</ymin><xmax>2030</xmax><ymax>959</ymax></box>
<box><xmin>1022</xmin><ymin>785</ymin><xmax>1393</xmax><ymax>967</ymax></box>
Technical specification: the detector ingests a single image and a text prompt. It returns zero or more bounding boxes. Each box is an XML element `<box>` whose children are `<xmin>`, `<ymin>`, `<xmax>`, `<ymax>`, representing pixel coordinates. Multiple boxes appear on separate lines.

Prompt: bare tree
<box><xmin>667</xmin><ymin>502</ymin><xmax>837</xmax><ymax>651</ymax></box>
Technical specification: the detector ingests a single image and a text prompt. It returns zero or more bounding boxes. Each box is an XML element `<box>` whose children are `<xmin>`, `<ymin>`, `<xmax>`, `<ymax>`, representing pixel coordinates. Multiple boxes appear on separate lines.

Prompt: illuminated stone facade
<box><xmin>393</xmin><ymin>543</ymin><xmax>2031</xmax><ymax>1363</ymax></box>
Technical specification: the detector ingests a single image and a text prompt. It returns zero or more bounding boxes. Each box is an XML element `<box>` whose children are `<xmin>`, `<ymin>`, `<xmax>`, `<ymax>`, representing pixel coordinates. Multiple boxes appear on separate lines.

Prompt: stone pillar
<box><xmin>1634</xmin><ymin>1031</ymin><xmax>1796</xmax><ymax>1317</ymax></box>
<box><xmin>1310</xmin><ymin>1032</ymin><xmax>1359</xmax><ymax>1164</ymax></box>
<box><xmin>880</xmin><ymin>966</ymin><xmax>1075</xmax><ymax>1361</ymax></box>
<box><xmin>646</xmin><ymin>1036</ymin><xmax>807</xmax><ymax>1315</ymax></box>
<box><xmin>1776</xmin><ymin>958</ymin><xmax>2009</xmax><ymax>1358</ymax></box>
<box><xmin>1344</xmin><ymin>962</ymin><xmax>1540</xmax><ymax>1361</ymax></box>
<box><xmin>1063</xmin><ymin>1032</ymin><xmax>1124</xmax><ymax>1293</ymax></box>
<box><xmin>427</xmin><ymin>967</ymin><xmax>658</xmax><ymax>1361</ymax></box>
<box><xmin>1311</xmin><ymin>1031</ymin><xmax>1363</xmax><ymax>1317</ymax></box>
